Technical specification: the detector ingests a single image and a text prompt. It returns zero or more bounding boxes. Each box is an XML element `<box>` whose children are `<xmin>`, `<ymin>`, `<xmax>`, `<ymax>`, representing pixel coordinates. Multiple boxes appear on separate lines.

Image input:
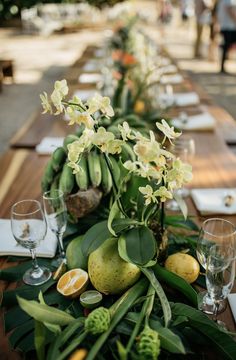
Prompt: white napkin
<box><xmin>228</xmin><ymin>294</ymin><xmax>236</xmax><ymax>322</ymax></box>
<box><xmin>172</xmin><ymin>112</ymin><xmax>216</xmax><ymax>131</ymax></box>
<box><xmin>0</xmin><ymin>219</ymin><xmax>57</xmax><ymax>258</ymax></box>
<box><xmin>161</xmin><ymin>74</ymin><xmax>183</xmax><ymax>85</ymax></box>
<box><xmin>83</xmin><ymin>61</ymin><xmax>100</xmax><ymax>72</ymax></box>
<box><xmin>191</xmin><ymin>188</ymin><xmax>236</xmax><ymax>215</ymax></box>
<box><xmin>159</xmin><ymin>64</ymin><xmax>178</xmax><ymax>75</ymax></box>
<box><xmin>159</xmin><ymin>92</ymin><xmax>199</xmax><ymax>108</ymax></box>
<box><xmin>36</xmin><ymin>137</ymin><xmax>64</xmax><ymax>155</ymax></box>
<box><xmin>78</xmin><ymin>73</ymin><xmax>102</xmax><ymax>84</ymax></box>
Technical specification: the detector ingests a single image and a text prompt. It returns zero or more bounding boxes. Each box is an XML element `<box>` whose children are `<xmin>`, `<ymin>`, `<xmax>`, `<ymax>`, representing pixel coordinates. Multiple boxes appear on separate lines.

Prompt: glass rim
<box><xmin>201</xmin><ymin>218</ymin><xmax>236</xmax><ymax>238</ymax></box>
<box><xmin>11</xmin><ymin>199</ymin><xmax>42</xmax><ymax>216</ymax></box>
<box><xmin>43</xmin><ymin>189</ymin><xmax>64</xmax><ymax>200</ymax></box>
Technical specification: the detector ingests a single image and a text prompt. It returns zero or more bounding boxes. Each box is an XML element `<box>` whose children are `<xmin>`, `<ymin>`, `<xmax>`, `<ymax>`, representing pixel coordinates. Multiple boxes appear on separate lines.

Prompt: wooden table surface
<box><xmin>1</xmin><ymin>43</ymin><xmax>236</xmax><ymax>358</ymax></box>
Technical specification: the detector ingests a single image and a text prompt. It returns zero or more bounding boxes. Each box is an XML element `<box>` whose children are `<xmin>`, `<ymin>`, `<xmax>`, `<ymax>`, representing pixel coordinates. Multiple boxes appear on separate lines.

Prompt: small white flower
<box><xmin>166</xmin><ymin>159</ymin><xmax>193</xmax><ymax>190</ymax></box>
<box><xmin>51</xmin><ymin>89</ymin><xmax>64</xmax><ymax>114</ymax></box>
<box><xmin>123</xmin><ymin>160</ymin><xmax>138</xmax><ymax>172</ymax></box>
<box><xmin>87</xmin><ymin>93</ymin><xmax>114</xmax><ymax>117</ymax></box>
<box><xmin>156</xmin><ymin>119</ymin><xmax>181</xmax><ymax>142</ymax></box>
<box><xmin>154</xmin><ymin>186</ymin><xmax>173</xmax><ymax>202</ymax></box>
<box><xmin>118</xmin><ymin>121</ymin><xmax>135</xmax><ymax>141</ymax></box>
<box><xmin>54</xmin><ymin>79</ymin><xmax>69</xmax><ymax>97</ymax></box>
<box><xmin>40</xmin><ymin>92</ymin><xmax>52</xmax><ymax>114</ymax></box>
<box><xmin>139</xmin><ymin>185</ymin><xmax>158</xmax><ymax>205</ymax></box>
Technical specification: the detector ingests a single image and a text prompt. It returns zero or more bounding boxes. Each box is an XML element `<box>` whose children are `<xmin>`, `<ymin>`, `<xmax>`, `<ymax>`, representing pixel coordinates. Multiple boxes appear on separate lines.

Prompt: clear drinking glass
<box><xmin>167</xmin><ymin>136</ymin><xmax>195</xmax><ymax>211</ymax></box>
<box><xmin>43</xmin><ymin>189</ymin><xmax>67</xmax><ymax>266</ymax></box>
<box><xmin>196</xmin><ymin>218</ymin><xmax>236</xmax><ymax>314</ymax></box>
<box><xmin>206</xmin><ymin>244</ymin><xmax>235</xmax><ymax>323</ymax></box>
<box><xmin>11</xmin><ymin>199</ymin><xmax>51</xmax><ymax>286</ymax></box>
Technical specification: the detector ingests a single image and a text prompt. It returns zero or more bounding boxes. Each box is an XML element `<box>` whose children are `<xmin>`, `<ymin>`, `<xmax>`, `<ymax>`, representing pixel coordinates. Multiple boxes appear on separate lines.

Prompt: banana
<box><xmin>75</xmin><ymin>153</ymin><xmax>89</xmax><ymax>191</ymax></box>
<box><xmin>50</xmin><ymin>173</ymin><xmax>60</xmax><ymax>198</ymax></box>
<box><xmin>59</xmin><ymin>163</ymin><xmax>75</xmax><ymax>195</ymax></box>
<box><xmin>63</xmin><ymin>134</ymin><xmax>79</xmax><ymax>152</ymax></box>
<box><xmin>109</xmin><ymin>156</ymin><xmax>121</xmax><ymax>187</ymax></box>
<box><xmin>87</xmin><ymin>151</ymin><xmax>102</xmax><ymax>187</ymax></box>
<box><xmin>100</xmin><ymin>154</ymin><xmax>113</xmax><ymax>195</ymax></box>
<box><xmin>120</xmin><ymin>142</ymin><xmax>136</xmax><ymax>163</ymax></box>
<box><xmin>52</xmin><ymin>147</ymin><xmax>67</xmax><ymax>172</ymax></box>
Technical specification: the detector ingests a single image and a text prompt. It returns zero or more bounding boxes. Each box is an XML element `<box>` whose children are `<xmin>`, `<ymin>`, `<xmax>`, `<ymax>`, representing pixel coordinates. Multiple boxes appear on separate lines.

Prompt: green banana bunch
<box><xmin>109</xmin><ymin>155</ymin><xmax>121</xmax><ymax>187</ymax></box>
<box><xmin>120</xmin><ymin>142</ymin><xmax>136</xmax><ymax>163</ymax></box>
<box><xmin>52</xmin><ymin>147</ymin><xmax>67</xmax><ymax>172</ymax></box>
<box><xmin>41</xmin><ymin>159</ymin><xmax>55</xmax><ymax>192</ymax></box>
<box><xmin>75</xmin><ymin>153</ymin><xmax>89</xmax><ymax>191</ymax></box>
<box><xmin>59</xmin><ymin>163</ymin><xmax>75</xmax><ymax>195</ymax></box>
<box><xmin>63</xmin><ymin>134</ymin><xmax>79</xmax><ymax>153</ymax></box>
<box><xmin>100</xmin><ymin>154</ymin><xmax>113</xmax><ymax>195</ymax></box>
<box><xmin>87</xmin><ymin>151</ymin><xmax>102</xmax><ymax>188</ymax></box>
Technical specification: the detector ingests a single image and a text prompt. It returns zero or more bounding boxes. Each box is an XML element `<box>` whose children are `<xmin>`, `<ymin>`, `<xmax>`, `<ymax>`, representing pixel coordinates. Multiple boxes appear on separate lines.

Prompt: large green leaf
<box><xmin>141</xmin><ymin>268</ymin><xmax>171</xmax><ymax>327</ymax></box>
<box><xmin>172</xmin><ymin>303</ymin><xmax>236</xmax><ymax>360</ymax></box>
<box><xmin>125</xmin><ymin>225</ymin><xmax>157</xmax><ymax>266</ymax></box>
<box><xmin>150</xmin><ymin>318</ymin><xmax>186</xmax><ymax>354</ymax></box>
<box><xmin>2</xmin><ymin>278</ymin><xmax>55</xmax><ymax>306</ymax></box>
<box><xmin>35</xmin><ymin>320</ymin><xmax>46</xmax><ymax>360</ymax></box>
<box><xmin>17</xmin><ymin>296</ymin><xmax>75</xmax><ymax>326</ymax></box>
<box><xmin>108</xmin><ymin>201</ymin><xmax>120</xmax><ymax>236</ymax></box>
<box><xmin>165</xmin><ymin>215</ymin><xmax>199</xmax><ymax>232</ymax></box>
<box><xmin>9</xmin><ymin>319</ymin><xmax>34</xmax><ymax>349</ymax></box>
<box><xmin>0</xmin><ymin>259</ymin><xmax>54</xmax><ymax>281</ymax></box>
<box><xmin>152</xmin><ymin>263</ymin><xmax>198</xmax><ymax>307</ymax></box>
<box><xmin>81</xmin><ymin>220</ymin><xmax>110</xmax><ymax>256</ymax></box>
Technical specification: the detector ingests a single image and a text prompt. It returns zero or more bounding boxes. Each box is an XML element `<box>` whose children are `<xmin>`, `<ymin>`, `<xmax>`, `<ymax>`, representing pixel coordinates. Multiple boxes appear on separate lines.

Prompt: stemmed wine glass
<box><xmin>196</xmin><ymin>218</ymin><xmax>236</xmax><ymax>314</ymax></box>
<box><xmin>43</xmin><ymin>189</ymin><xmax>67</xmax><ymax>266</ymax></box>
<box><xmin>167</xmin><ymin>136</ymin><xmax>195</xmax><ymax>211</ymax></box>
<box><xmin>11</xmin><ymin>199</ymin><xmax>52</xmax><ymax>286</ymax></box>
<box><xmin>206</xmin><ymin>243</ymin><xmax>235</xmax><ymax>325</ymax></box>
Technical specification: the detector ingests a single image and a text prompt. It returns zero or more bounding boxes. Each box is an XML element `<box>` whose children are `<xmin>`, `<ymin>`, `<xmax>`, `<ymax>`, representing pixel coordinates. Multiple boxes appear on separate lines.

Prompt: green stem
<box><xmin>126</xmin><ymin>284</ymin><xmax>155</xmax><ymax>353</ymax></box>
<box><xmin>62</xmin><ymin>100</ymin><xmax>87</xmax><ymax>112</ymax></box>
<box><xmin>161</xmin><ymin>201</ymin><xmax>165</xmax><ymax>235</ymax></box>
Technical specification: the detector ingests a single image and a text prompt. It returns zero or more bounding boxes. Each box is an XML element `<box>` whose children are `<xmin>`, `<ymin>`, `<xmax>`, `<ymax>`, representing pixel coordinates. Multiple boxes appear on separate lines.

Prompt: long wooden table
<box><xmin>1</xmin><ymin>41</ymin><xmax>236</xmax><ymax>358</ymax></box>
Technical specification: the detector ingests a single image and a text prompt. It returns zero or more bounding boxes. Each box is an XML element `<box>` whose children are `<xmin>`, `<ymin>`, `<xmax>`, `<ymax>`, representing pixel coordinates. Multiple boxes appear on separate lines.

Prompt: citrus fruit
<box><xmin>66</xmin><ymin>235</ymin><xmax>88</xmax><ymax>270</ymax></box>
<box><xmin>68</xmin><ymin>349</ymin><xmax>87</xmax><ymax>360</ymax></box>
<box><xmin>88</xmin><ymin>237</ymin><xmax>140</xmax><ymax>295</ymax></box>
<box><xmin>80</xmin><ymin>290</ymin><xmax>103</xmax><ymax>309</ymax></box>
<box><xmin>165</xmin><ymin>252</ymin><xmax>200</xmax><ymax>284</ymax></box>
<box><xmin>57</xmin><ymin>268</ymin><xmax>88</xmax><ymax>298</ymax></box>
<box><xmin>53</xmin><ymin>261</ymin><xmax>67</xmax><ymax>281</ymax></box>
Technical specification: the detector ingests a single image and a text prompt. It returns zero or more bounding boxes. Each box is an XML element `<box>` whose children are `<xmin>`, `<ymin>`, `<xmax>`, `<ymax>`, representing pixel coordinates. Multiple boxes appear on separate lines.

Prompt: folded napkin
<box><xmin>172</xmin><ymin>112</ymin><xmax>216</xmax><ymax>131</ymax></box>
<box><xmin>0</xmin><ymin>219</ymin><xmax>57</xmax><ymax>258</ymax></box>
<box><xmin>159</xmin><ymin>92</ymin><xmax>200</xmax><ymax>108</ymax></box>
<box><xmin>191</xmin><ymin>188</ymin><xmax>236</xmax><ymax>215</ymax></box>
<box><xmin>159</xmin><ymin>64</ymin><xmax>178</xmax><ymax>75</ymax></box>
<box><xmin>36</xmin><ymin>137</ymin><xmax>64</xmax><ymax>155</ymax></box>
<box><xmin>78</xmin><ymin>73</ymin><xmax>102</xmax><ymax>84</ymax></box>
<box><xmin>83</xmin><ymin>61</ymin><xmax>100</xmax><ymax>72</ymax></box>
<box><xmin>161</xmin><ymin>74</ymin><xmax>183</xmax><ymax>85</ymax></box>
<box><xmin>228</xmin><ymin>294</ymin><xmax>236</xmax><ymax>322</ymax></box>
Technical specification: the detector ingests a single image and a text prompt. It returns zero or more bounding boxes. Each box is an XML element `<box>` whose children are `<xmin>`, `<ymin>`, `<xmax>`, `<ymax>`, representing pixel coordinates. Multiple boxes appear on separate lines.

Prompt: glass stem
<box><xmin>57</xmin><ymin>233</ymin><xmax>65</xmax><ymax>258</ymax></box>
<box><xmin>212</xmin><ymin>302</ymin><xmax>219</xmax><ymax>322</ymax></box>
<box><xmin>30</xmin><ymin>249</ymin><xmax>39</xmax><ymax>271</ymax></box>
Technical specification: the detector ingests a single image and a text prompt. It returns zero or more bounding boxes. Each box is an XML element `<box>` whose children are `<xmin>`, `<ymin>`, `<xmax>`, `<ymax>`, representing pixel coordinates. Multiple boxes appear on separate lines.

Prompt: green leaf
<box><xmin>150</xmin><ymin>319</ymin><xmax>186</xmax><ymax>354</ymax></box>
<box><xmin>2</xmin><ymin>278</ymin><xmax>55</xmax><ymax>306</ymax></box>
<box><xmin>17</xmin><ymin>296</ymin><xmax>75</xmax><ymax>326</ymax></box>
<box><xmin>141</xmin><ymin>268</ymin><xmax>171</xmax><ymax>327</ymax></box>
<box><xmin>165</xmin><ymin>215</ymin><xmax>199</xmax><ymax>231</ymax></box>
<box><xmin>4</xmin><ymin>306</ymin><xmax>30</xmax><ymax>332</ymax></box>
<box><xmin>125</xmin><ymin>225</ymin><xmax>157</xmax><ymax>266</ymax></box>
<box><xmin>116</xmin><ymin>340</ymin><xmax>127</xmax><ymax>360</ymax></box>
<box><xmin>35</xmin><ymin>320</ymin><xmax>46</xmax><ymax>360</ymax></box>
<box><xmin>113</xmin><ymin>218</ymin><xmax>139</xmax><ymax>233</ymax></box>
<box><xmin>38</xmin><ymin>292</ymin><xmax>61</xmax><ymax>334</ymax></box>
<box><xmin>9</xmin><ymin>319</ymin><xmax>34</xmax><ymax>349</ymax></box>
<box><xmin>152</xmin><ymin>264</ymin><xmax>198</xmax><ymax>307</ymax></box>
<box><xmin>108</xmin><ymin>201</ymin><xmax>120</xmax><ymax>237</ymax></box>
<box><xmin>0</xmin><ymin>259</ymin><xmax>54</xmax><ymax>281</ymax></box>
<box><xmin>81</xmin><ymin>220</ymin><xmax>110</xmax><ymax>256</ymax></box>
<box><xmin>172</xmin><ymin>303</ymin><xmax>236</xmax><ymax>360</ymax></box>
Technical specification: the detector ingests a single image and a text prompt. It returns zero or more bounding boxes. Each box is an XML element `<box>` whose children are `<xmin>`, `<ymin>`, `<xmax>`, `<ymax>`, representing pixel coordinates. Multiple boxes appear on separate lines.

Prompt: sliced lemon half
<box><xmin>57</xmin><ymin>268</ymin><xmax>88</xmax><ymax>298</ymax></box>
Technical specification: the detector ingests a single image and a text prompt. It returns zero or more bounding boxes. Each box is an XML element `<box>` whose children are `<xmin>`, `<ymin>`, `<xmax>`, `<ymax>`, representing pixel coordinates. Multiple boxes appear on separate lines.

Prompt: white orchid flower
<box><xmin>87</xmin><ymin>93</ymin><xmax>114</xmax><ymax>117</ymax></box>
<box><xmin>154</xmin><ymin>186</ymin><xmax>173</xmax><ymax>202</ymax></box>
<box><xmin>167</xmin><ymin>159</ymin><xmax>193</xmax><ymax>190</ymax></box>
<box><xmin>54</xmin><ymin>79</ymin><xmax>69</xmax><ymax>97</ymax></box>
<box><xmin>156</xmin><ymin>119</ymin><xmax>181</xmax><ymax>142</ymax></box>
<box><xmin>40</xmin><ymin>92</ymin><xmax>52</xmax><ymax>114</ymax></box>
<box><xmin>139</xmin><ymin>185</ymin><xmax>158</xmax><ymax>205</ymax></box>
<box><xmin>118</xmin><ymin>121</ymin><xmax>135</xmax><ymax>141</ymax></box>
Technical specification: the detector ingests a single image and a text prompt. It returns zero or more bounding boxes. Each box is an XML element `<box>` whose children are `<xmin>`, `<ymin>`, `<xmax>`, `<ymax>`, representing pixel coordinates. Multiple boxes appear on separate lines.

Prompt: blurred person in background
<box><xmin>217</xmin><ymin>0</ymin><xmax>236</xmax><ymax>73</ymax></box>
<box><xmin>194</xmin><ymin>0</ymin><xmax>213</xmax><ymax>58</ymax></box>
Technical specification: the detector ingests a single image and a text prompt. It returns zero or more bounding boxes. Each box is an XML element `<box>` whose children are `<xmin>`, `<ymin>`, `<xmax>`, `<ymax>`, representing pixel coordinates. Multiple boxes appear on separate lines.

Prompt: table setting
<box><xmin>1</xmin><ymin>13</ymin><xmax>236</xmax><ymax>360</ymax></box>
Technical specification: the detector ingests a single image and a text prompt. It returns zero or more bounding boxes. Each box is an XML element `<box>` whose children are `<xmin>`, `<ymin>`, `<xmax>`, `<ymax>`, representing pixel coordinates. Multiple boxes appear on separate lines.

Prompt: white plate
<box><xmin>191</xmin><ymin>188</ymin><xmax>236</xmax><ymax>215</ymax></box>
<box><xmin>36</xmin><ymin>137</ymin><xmax>64</xmax><ymax>155</ymax></box>
<box><xmin>78</xmin><ymin>73</ymin><xmax>102</xmax><ymax>84</ymax></box>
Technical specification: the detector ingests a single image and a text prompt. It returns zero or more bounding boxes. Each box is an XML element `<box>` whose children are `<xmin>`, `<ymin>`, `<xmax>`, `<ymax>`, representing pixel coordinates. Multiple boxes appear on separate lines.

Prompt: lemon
<box><xmin>88</xmin><ymin>237</ymin><xmax>140</xmax><ymax>295</ymax></box>
<box><xmin>80</xmin><ymin>290</ymin><xmax>103</xmax><ymax>309</ymax></box>
<box><xmin>57</xmin><ymin>268</ymin><xmax>88</xmax><ymax>298</ymax></box>
<box><xmin>165</xmin><ymin>252</ymin><xmax>200</xmax><ymax>284</ymax></box>
<box><xmin>66</xmin><ymin>235</ymin><xmax>88</xmax><ymax>270</ymax></box>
